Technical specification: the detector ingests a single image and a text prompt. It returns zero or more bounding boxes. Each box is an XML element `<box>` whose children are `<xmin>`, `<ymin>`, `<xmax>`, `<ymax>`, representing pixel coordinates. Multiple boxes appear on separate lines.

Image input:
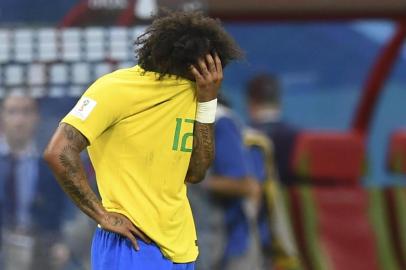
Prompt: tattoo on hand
<box><xmin>109</xmin><ymin>216</ymin><xmax>124</xmax><ymax>226</ymax></box>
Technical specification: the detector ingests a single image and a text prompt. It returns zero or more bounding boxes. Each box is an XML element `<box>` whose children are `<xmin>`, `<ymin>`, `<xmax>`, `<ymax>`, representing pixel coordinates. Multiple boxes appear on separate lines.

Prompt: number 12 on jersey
<box><xmin>172</xmin><ymin>118</ymin><xmax>194</xmax><ymax>152</ymax></box>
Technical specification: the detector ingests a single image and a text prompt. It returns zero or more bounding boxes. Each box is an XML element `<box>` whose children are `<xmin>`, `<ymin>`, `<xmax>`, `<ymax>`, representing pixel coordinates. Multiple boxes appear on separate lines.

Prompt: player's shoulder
<box><xmin>97</xmin><ymin>66</ymin><xmax>138</xmax><ymax>82</ymax></box>
<box><xmin>216</xmin><ymin>104</ymin><xmax>234</xmax><ymax>121</ymax></box>
<box><xmin>86</xmin><ymin>66</ymin><xmax>139</xmax><ymax>94</ymax></box>
<box><xmin>243</xmin><ymin>127</ymin><xmax>273</xmax><ymax>153</ymax></box>
<box><xmin>216</xmin><ymin>105</ymin><xmax>244</xmax><ymax>130</ymax></box>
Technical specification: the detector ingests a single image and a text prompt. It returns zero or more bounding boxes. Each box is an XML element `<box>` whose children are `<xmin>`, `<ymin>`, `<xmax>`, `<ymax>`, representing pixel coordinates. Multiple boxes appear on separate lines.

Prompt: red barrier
<box><xmin>291</xmin><ymin>132</ymin><xmax>365</xmax><ymax>185</ymax></box>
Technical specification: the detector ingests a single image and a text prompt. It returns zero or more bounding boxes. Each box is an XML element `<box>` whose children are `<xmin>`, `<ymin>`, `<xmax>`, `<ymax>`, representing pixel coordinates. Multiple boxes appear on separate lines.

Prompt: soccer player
<box><xmin>43</xmin><ymin>11</ymin><xmax>241</xmax><ymax>270</ymax></box>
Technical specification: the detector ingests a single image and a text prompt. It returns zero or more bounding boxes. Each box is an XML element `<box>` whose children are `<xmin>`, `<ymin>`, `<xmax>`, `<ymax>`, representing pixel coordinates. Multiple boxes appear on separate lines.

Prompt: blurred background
<box><xmin>0</xmin><ymin>1</ymin><xmax>406</xmax><ymax>270</ymax></box>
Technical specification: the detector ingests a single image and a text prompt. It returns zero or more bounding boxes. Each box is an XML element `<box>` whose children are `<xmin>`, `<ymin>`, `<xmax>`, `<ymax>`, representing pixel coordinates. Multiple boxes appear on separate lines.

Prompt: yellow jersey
<box><xmin>62</xmin><ymin>65</ymin><xmax>198</xmax><ymax>262</ymax></box>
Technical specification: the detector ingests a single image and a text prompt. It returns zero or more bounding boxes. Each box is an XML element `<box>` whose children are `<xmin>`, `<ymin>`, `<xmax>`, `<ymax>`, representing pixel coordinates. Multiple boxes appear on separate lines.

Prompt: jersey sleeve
<box><xmin>212</xmin><ymin>117</ymin><xmax>250</xmax><ymax>179</ymax></box>
<box><xmin>61</xmin><ymin>76</ymin><xmax>129</xmax><ymax>144</ymax></box>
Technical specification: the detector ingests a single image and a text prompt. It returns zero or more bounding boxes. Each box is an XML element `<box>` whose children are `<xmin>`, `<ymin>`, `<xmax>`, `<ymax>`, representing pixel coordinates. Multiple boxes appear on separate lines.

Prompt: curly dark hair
<box><xmin>135</xmin><ymin>10</ymin><xmax>243</xmax><ymax>79</ymax></box>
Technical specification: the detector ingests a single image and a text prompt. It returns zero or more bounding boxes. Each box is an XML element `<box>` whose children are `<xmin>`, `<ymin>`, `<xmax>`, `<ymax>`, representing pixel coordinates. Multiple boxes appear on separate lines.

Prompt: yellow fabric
<box><xmin>62</xmin><ymin>65</ymin><xmax>198</xmax><ymax>262</ymax></box>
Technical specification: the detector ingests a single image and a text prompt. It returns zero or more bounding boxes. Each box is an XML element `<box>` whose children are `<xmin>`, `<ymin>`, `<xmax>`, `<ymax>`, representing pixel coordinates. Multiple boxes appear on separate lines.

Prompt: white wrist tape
<box><xmin>196</xmin><ymin>99</ymin><xmax>217</xmax><ymax>123</ymax></box>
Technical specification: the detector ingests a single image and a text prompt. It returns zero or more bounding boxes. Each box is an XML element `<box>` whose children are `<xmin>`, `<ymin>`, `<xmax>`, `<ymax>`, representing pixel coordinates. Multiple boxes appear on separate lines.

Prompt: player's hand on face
<box><xmin>100</xmin><ymin>212</ymin><xmax>151</xmax><ymax>251</ymax></box>
<box><xmin>190</xmin><ymin>53</ymin><xmax>223</xmax><ymax>102</ymax></box>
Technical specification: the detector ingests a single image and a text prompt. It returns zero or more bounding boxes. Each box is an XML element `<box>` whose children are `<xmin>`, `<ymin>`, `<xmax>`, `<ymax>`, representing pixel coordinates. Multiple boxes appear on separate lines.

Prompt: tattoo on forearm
<box><xmin>59</xmin><ymin>145</ymin><xmax>80</xmax><ymax>175</ymax></box>
<box><xmin>53</xmin><ymin>124</ymin><xmax>102</xmax><ymax>220</ymax></box>
<box><xmin>58</xmin><ymin>145</ymin><xmax>98</xmax><ymax>207</ymax></box>
<box><xmin>186</xmin><ymin>122</ymin><xmax>214</xmax><ymax>183</ymax></box>
<box><xmin>199</xmin><ymin>124</ymin><xmax>213</xmax><ymax>160</ymax></box>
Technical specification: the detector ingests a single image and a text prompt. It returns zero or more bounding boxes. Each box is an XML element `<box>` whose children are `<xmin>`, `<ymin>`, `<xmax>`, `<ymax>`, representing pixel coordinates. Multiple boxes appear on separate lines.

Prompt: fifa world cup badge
<box><xmin>70</xmin><ymin>97</ymin><xmax>97</xmax><ymax>121</ymax></box>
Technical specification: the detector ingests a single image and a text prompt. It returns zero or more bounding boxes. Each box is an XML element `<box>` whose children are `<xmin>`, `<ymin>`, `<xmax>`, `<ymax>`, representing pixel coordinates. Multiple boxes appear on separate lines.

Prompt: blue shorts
<box><xmin>91</xmin><ymin>227</ymin><xmax>195</xmax><ymax>270</ymax></box>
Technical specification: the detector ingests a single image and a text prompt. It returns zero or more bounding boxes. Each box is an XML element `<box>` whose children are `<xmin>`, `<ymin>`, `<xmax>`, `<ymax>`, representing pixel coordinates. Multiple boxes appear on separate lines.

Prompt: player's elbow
<box><xmin>186</xmin><ymin>172</ymin><xmax>206</xmax><ymax>184</ymax></box>
<box><xmin>43</xmin><ymin>135</ymin><xmax>67</xmax><ymax>166</ymax></box>
<box><xmin>43</xmin><ymin>143</ymin><xmax>59</xmax><ymax>166</ymax></box>
<box><xmin>186</xmin><ymin>164</ymin><xmax>211</xmax><ymax>184</ymax></box>
<box><xmin>186</xmin><ymin>152</ymin><xmax>214</xmax><ymax>184</ymax></box>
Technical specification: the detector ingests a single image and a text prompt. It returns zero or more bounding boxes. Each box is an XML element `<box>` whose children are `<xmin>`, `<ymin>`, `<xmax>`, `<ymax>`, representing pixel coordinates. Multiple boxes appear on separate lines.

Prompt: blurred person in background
<box><xmin>0</xmin><ymin>90</ymin><xmax>71</xmax><ymax>270</ymax></box>
<box><xmin>189</xmin><ymin>97</ymin><xmax>264</xmax><ymax>270</ymax></box>
<box><xmin>246</xmin><ymin>74</ymin><xmax>302</xmax><ymax>269</ymax></box>
<box><xmin>244</xmin><ymin>129</ymin><xmax>301</xmax><ymax>270</ymax></box>
<box><xmin>247</xmin><ymin>74</ymin><xmax>299</xmax><ymax>186</ymax></box>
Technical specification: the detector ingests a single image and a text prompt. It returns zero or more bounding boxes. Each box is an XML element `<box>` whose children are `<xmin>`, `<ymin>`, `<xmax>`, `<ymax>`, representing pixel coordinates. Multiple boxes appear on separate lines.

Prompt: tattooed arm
<box><xmin>43</xmin><ymin>123</ymin><xmax>150</xmax><ymax>250</ymax></box>
<box><xmin>185</xmin><ymin>122</ymin><xmax>215</xmax><ymax>183</ymax></box>
<box><xmin>185</xmin><ymin>53</ymin><xmax>222</xmax><ymax>184</ymax></box>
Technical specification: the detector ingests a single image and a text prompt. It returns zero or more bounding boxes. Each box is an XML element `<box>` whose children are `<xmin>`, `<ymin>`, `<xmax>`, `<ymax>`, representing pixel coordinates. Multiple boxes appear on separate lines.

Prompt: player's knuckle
<box><xmin>200</xmin><ymin>81</ymin><xmax>208</xmax><ymax>87</ymax></box>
